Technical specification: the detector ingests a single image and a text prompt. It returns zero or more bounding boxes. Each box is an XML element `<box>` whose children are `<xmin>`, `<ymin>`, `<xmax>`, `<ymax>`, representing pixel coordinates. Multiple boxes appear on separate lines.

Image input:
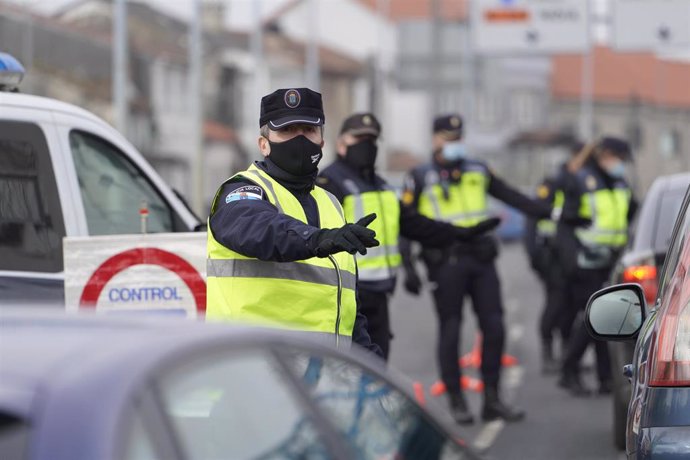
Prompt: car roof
<box><xmin>630</xmin><ymin>172</ymin><xmax>690</xmax><ymax>253</ymax></box>
<box><xmin>0</xmin><ymin>91</ymin><xmax>106</xmax><ymax>126</ymax></box>
<box><xmin>0</xmin><ymin>309</ymin><xmax>317</xmax><ymax>404</ymax></box>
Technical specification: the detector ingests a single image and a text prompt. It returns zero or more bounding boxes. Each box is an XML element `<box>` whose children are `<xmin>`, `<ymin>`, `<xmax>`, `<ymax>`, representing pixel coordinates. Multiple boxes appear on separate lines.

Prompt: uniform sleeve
<box><xmin>559</xmin><ymin>173</ymin><xmax>583</xmax><ymax>223</ymax></box>
<box><xmin>352</xmin><ymin>304</ymin><xmax>384</xmax><ymax>358</ymax></box>
<box><xmin>487</xmin><ymin>171</ymin><xmax>552</xmax><ymax>219</ymax></box>
<box><xmin>398</xmin><ymin>204</ymin><xmax>457</xmax><ymax>247</ymax></box>
<box><xmin>209</xmin><ymin>180</ymin><xmax>320</xmax><ymax>262</ymax></box>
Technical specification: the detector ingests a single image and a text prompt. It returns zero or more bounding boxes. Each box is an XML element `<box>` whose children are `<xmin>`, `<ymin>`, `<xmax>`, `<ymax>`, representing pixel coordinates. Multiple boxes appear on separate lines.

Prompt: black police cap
<box><xmin>339</xmin><ymin>112</ymin><xmax>381</xmax><ymax>137</ymax></box>
<box><xmin>599</xmin><ymin>136</ymin><xmax>632</xmax><ymax>160</ymax></box>
<box><xmin>433</xmin><ymin>114</ymin><xmax>463</xmax><ymax>137</ymax></box>
<box><xmin>259</xmin><ymin>88</ymin><xmax>325</xmax><ymax>129</ymax></box>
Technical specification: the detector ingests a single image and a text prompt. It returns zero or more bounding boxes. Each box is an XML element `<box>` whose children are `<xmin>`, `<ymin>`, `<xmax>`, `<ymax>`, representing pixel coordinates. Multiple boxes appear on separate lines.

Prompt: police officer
<box><xmin>318</xmin><ymin>113</ymin><xmax>501</xmax><ymax>360</ymax></box>
<box><xmin>557</xmin><ymin>137</ymin><xmax>637</xmax><ymax>396</ymax></box>
<box><xmin>401</xmin><ymin>114</ymin><xmax>552</xmax><ymax>424</ymax></box>
<box><xmin>206</xmin><ymin>88</ymin><xmax>381</xmax><ymax>356</ymax></box>
<box><xmin>524</xmin><ymin>141</ymin><xmax>583</xmax><ymax>373</ymax></box>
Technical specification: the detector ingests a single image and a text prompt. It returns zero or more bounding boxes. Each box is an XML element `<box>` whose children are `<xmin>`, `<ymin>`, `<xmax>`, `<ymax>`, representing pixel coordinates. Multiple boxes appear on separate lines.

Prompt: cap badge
<box><xmin>362</xmin><ymin>115</ymin><xmax>372</xmax><ymax>125</ymax></box>
<box><xmin>284</xmin><ymin>89</ymin><xmax>301</xmax><ymax>108</ymax></box>
<box><xmin>450</xmin><ymin>116</ymin><xmax>460</xmax><ymax>128</ymax></box>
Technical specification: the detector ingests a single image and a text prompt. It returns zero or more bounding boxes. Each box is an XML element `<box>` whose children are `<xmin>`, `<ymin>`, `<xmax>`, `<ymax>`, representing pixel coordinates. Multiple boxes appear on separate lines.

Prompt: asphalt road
<box><xmin>388</xmin><ymin>242</ymin><xmax>627</xmax><ymax>460</ymax></box>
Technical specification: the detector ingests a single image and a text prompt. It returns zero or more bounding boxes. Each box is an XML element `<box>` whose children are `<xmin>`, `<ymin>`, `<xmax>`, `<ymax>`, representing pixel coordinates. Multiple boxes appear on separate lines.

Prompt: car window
<box><xmin>280</xmin><ymin>349</ymin><xmax>469</xmax><ymax>460</ymax></box>
<box><xmin>122</xmin><ymin>410</ymin><xmax>159</xmax><ymax>460</ymax></box>
<box><xmin>657</xmin><ymin>188</ymin><xmax>690</xmax><ymax>303</ymax></box>
<box><xmin>156</xmin><ymin>350</ymin><xmax>331</xmax><ymax>459</ymax></box>
<box><xmin>69</xmin><ymin>130</ymin><xmax>175</xmax><ymax>235</ymax></box>
<box><xmin>653</xmin><ymin>189</ymin><xmax>687</xmax><ymax>253</ymax></box>
<box><xmin>0</xmin><ymin>121</ymin><xmax>66</xmax><ymax>272</ymax></box>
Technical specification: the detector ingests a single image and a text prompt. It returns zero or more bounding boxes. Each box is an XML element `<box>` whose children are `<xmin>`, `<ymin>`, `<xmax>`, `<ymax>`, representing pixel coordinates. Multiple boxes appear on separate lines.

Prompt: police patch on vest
<box><xmin>226</xmin><ymin>185</ymin><xmax>264</xmax><ymax>203</ymax></box>
<box><xmin>537</xmin><ymin>184</ymin><xmax>550</xmax><ymax>199</ymax></box>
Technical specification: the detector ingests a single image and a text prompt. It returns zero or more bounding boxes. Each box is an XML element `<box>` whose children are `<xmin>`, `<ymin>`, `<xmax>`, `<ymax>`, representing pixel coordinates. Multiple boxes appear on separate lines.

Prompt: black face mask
<box><xmin>268</xmin><ymin>135</ymin><xmax>323</xmax><ymax>177</ymax></box>
<box><xmin>344</xmin><ymin>139</ymin><xmax>378</xmax><ymax>169</ymax></box>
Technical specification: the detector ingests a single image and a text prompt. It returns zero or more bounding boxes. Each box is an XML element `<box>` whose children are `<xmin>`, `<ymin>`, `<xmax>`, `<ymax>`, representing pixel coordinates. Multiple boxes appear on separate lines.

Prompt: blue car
<box><xmin>585</xmin><ymin>184</ymin><xmax>690</xmax><ymax>459</ymax></box>
<box><xmin>0</xmin><ymin>310</ymin><xmax>480</xmax><ymax>460</ymax></box>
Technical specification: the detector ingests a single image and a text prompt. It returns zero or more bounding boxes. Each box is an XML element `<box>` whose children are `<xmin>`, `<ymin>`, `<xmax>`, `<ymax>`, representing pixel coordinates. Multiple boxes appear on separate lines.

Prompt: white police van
<box><xmin>0</xmin><ymin>53</ymin><xmax>202</xmax><ymax>307</ymax></box>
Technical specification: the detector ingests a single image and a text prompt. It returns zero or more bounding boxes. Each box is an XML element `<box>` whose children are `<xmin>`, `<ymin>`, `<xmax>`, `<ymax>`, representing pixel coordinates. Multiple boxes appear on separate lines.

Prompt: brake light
<box><xmin>649</xmin><ymin>299</ymin><xmax>690</xmax><ymax>387</ymax></box>
<box><xmin>623</xmin><ymin>265</ymin><xmax>658</xmax><ymax>304</ymax></box>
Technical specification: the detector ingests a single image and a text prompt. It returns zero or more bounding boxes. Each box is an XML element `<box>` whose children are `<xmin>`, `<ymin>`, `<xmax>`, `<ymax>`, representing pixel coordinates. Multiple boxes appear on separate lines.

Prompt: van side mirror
<box><xmin>585</xmin><ymin>283</ymin><xmax>646</xmax><ymax>341</ymax></box>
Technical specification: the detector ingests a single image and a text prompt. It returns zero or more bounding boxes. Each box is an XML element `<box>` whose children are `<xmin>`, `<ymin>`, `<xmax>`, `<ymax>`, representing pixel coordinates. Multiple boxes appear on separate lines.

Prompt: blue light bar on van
<box><xmin>0</xmin><ymin>52</ymin><xmax>25</xmax><ymax>91</ymax></box>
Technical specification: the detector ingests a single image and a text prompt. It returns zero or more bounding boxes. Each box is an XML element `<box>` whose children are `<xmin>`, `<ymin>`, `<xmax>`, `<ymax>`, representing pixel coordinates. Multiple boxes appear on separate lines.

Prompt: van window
<box><xmin>69</xmin><ymin>131</ymin><xmax>175</xmax><ymax>235</ymax></box>
<box><xmin>0</xmin><ymin>121</ymin><xmax>65</xmax><ymax>272</ymax></box>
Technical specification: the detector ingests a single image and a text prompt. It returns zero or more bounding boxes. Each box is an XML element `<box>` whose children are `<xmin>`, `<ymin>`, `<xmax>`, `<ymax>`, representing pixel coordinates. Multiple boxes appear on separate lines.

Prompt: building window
<box><xmin>659</xmin><ymin>129</ymin><xmax>682</xmax><ymax>158</ymax></box>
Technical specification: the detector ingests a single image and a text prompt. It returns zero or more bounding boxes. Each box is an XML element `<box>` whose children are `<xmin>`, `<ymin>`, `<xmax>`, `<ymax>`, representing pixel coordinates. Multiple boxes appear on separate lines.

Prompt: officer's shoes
<box><xmin>449</xmin><ymin>393</ymin><xmax>474</xmax><ymax>425</ymax></box>
<box><xmin>481</xmin><ymin>388</ymin><xmax>525</xmax><ymax>422</ymax></box>
<box><xmin>541</xmin><ymin>343</ymin><xmax>560</xmax><ymax>375</ymax></box>
<box><xmin>598</xmin><ymin>380</ymin><xmax>613</xmax><ymax>395</ymax></box>
<box><xmin>558</xmin><ymin>372</ymin><xmax>592</xmax><ymax>397</ymax></box>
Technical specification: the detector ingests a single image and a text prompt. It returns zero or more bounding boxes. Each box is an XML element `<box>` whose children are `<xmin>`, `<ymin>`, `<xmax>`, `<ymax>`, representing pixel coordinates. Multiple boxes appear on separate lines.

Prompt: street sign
<box><xmin>64</xmin><ymin>233</ymin><xmax>207</xmax><ymax>318</ymax></box>
<box><xmin>471</xmin><ymin>0</ymin><xmax>590</xmax><ymax>54</ymax></box>
<box><xmin>612</xmin><ymin>0</ymin><xmax>690</xmax><ymax>51</ymax></box>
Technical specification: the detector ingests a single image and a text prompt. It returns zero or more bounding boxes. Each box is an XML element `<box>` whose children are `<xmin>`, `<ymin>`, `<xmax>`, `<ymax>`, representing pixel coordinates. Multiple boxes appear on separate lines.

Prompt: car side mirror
<box><xmin>585</xmin><ymin>283</ymin><xmax>647</xmax><ymax>341</ymax></box>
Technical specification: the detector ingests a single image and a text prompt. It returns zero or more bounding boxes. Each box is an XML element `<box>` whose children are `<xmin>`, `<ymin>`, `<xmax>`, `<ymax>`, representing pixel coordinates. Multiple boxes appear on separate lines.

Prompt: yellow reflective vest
<box><xmin>536</xmin><ymin>189</ymin><xmax>564</xmax><ymax>238</ymax></box>
<box><xmin>339</xmin><ymin>178</ymin><xmax>401</xmax><ymax>283</ymax></box>
<box><xmin>574</xmin><ymin>168</ymin><xmax>631</xmax><ymax>248</ymax></box>
<box><xmin>206</xmin><ymin>165</ymin><xmax>357</xmax><ymax>342</ymax></box>
<box><xmin>417</xmin><ymin>162</ymin><xmax>490</xmax><ymax>227</ymax></box>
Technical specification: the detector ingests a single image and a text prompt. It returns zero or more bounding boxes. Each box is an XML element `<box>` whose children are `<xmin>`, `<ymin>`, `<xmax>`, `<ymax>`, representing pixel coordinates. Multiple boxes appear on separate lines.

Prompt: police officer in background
<box><xmin>557</xmin><ymin>137</ymin><xmax>637</xmax><ymax>396</ymax></box>
<box><xmin>401</xmin><ymin>114</ymin><xmax>552</xmax><ymax>424</ymax></box>
<box><xmin>318</xmin><ymin>113</ymin><xmax>501</xmax><ymax>360</ymax></box>
<box><xmin>206</xmin><ymin>88</ymin><xmax>381</xmax><ymax>356</ymax></box>
<box><xmin>524</xmin><ymin>141</ymin><xmax>583</xmax><ymax>373</ymax></box>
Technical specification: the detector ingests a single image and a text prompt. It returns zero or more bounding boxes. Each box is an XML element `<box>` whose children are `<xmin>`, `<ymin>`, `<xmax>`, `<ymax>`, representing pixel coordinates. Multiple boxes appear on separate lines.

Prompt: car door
<box><xmin>627</xmin><ymin>185</ymin><xmax>690</xmax><ymax>454</ymax></box>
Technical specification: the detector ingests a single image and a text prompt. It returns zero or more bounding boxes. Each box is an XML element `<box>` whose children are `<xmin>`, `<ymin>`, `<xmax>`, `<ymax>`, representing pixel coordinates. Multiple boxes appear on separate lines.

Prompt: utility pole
<box><xmin>190</xmin><ymin>0</ymin><xmax>204</xmax><ymax>215</ymax></box>
<box><xmin>113</xmin><ymin>0</ymin><xmax>128</xmax><ymax>135</ymax></box>
<box><xmin>579</xmin><ymin>0</ymin><xmax>594</xmax><ymax>140</ymax></box>
<box><xmin>430</xmin><ymin>0</ymin><xmax>443</xmax><ymax>112</ymax></box>
<box><xmin>306</xmin><ymin>0</ymin><xmax>320</xmax><ymax>91</ymax></box>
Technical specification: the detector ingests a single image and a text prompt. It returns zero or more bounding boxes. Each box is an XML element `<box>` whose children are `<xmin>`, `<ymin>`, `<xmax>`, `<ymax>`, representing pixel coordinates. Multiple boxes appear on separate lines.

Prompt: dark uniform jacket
<box><xmin>401</xmin><ymin>156</ymin><xmax>552</xmax><ymax>265</ymax></box>
<box><xmin>318</xmin><ymin>158</ymin><xmax>460</xmax><ymax>292</ymax></box>
<box><xmin>209</xmin><ymin>158</ymin><xmax>381</xmax><ymax>356</ymax></box>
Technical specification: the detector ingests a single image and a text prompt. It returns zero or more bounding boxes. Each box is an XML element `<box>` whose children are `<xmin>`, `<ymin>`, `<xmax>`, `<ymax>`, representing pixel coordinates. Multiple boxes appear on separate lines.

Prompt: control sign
<box><xmin>64</xmin><ymin>233</ymin><xmax>206</xmax><ymax>318</ymax></box>
<box><xmin>472</xmin><ymin>0</ymin><xmax>590</xmax><ymax>54</ymax></box>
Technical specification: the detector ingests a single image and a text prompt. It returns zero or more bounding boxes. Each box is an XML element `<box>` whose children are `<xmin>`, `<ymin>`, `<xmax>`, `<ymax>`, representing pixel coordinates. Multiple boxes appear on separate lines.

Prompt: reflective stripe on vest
<box><xmin>537</xmin><ymin>189</ymin><xmax>564</xmax><ymax>237</ymax></box>
<box><xmin>341</xmin><ymin>181</ymin><xmax>401</xmax><ymax>282</ymax></box>
<box><xmin>206</xmin><ymin>165</ymin><xmax>357</xmax><ymax>342</ymax></box>
<box><xmin>417</xmin><ymin>170</ymin><xmax>489</xmax><ymax>227</ymax></box>
<box><xmin>576</xmin><ymin>187</ymin><xmax>630</xmax><ymax>248</ymax></box>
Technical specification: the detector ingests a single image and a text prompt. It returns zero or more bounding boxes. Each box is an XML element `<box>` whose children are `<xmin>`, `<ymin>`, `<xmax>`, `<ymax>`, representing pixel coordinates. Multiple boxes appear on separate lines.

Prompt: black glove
<box><xmin>562</xmin><ymin>216</ymin><xmax>593</xmax><ymax>228</ymax></box>
<box><xmin>309</xmin><ymin>213</ymin><xmax>379</xmax><ymax>257</ymax></box>
<box><xmin>403</xmin><ymin>268</ymin><xmax>422</xmax><ymax>296</ymax></box>
<box><xmin>454</xmin><ymin>217</ymin><xmax>501</xmax><ymax>240</ymax></box>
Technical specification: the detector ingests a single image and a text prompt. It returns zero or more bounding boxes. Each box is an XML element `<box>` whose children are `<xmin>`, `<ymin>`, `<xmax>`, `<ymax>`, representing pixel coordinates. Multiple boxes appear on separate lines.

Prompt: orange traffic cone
<box><xmin>459</xmin><ymin>333</ymin><xmax>519</xmax><ymax>368</ymax></box>
<box><xmin>413</xmin><ymin>381</ymin><xmax>426</xmax><ymax>406</ymax></box>
<box><xmin>459</xmin><ymin>334</ymin><xmax>482</xmax><ymax>368</ymax></box>
<box><xmin>429</xmin><ymin>376</ymin><xmax>485</xmax><ymax>397</ymax></box>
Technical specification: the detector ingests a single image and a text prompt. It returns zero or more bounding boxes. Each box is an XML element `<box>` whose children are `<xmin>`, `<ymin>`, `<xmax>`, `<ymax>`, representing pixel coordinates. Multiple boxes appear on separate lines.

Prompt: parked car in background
<box><xmin>0</xmin><ymin>310</ymin><xmax>480</xmax><ymax>460</ymax></box>
<box><xmin>607</xmin><ymin>173</ymin><xmax>690</xmax><ymax>450</ymax></box>
<box><xmin>0</xmin><ymin>54</ymin><xmax>202</xmax><ymax>307</ymax></box>
<box><xmin>586</xmin><ymin>182</ymin><xmax>690</xmax><ymax>459</ymax></box>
